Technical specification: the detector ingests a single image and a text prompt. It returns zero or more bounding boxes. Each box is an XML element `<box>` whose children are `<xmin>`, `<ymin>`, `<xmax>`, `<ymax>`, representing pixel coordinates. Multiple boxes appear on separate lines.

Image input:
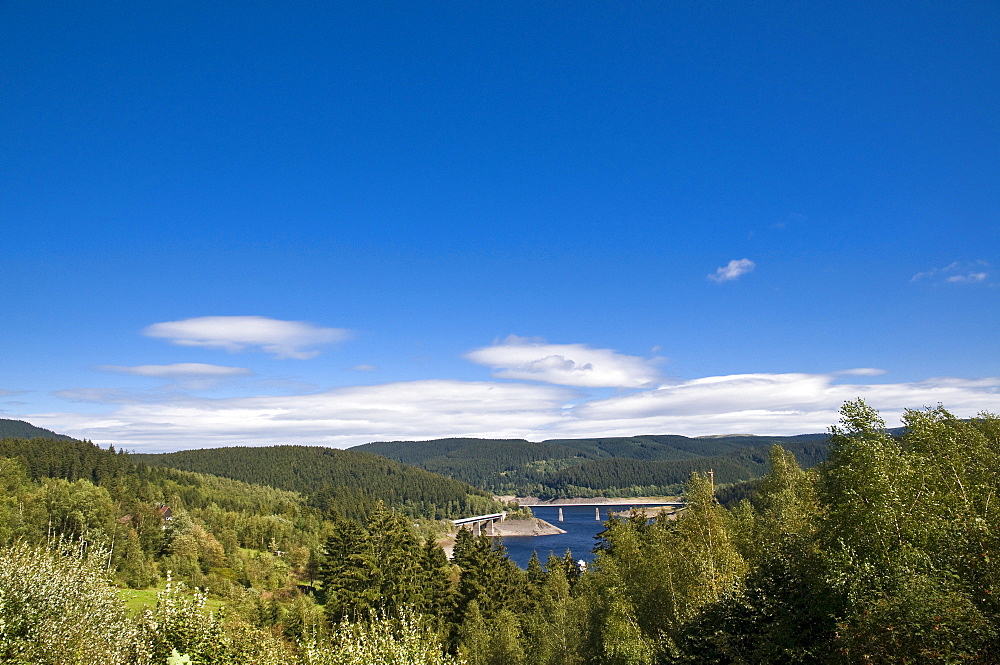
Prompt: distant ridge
<box><xmin>352</xmin><ymin>432</ymin><xmax>833</xmax><ymax>498</ymax></box>
<box><xmin>0</xmin><ymin>418</ymin><xmax>74</xmax><ymax>441</ymax></box>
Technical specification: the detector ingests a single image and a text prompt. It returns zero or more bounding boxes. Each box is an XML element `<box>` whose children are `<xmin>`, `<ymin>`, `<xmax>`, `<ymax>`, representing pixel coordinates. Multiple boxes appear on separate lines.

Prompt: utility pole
<box><xmin>708</xmin><ymin>469</ymin><xmax>715</xmax><ymax>496</ymax></box>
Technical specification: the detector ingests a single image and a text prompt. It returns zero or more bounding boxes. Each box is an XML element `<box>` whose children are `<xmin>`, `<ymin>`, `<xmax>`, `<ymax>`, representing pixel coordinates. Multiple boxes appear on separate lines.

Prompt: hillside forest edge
<box><xmin>0</xmin><ymin>400</ymin><xmax>998</xmax><ymax>663</ymax></box>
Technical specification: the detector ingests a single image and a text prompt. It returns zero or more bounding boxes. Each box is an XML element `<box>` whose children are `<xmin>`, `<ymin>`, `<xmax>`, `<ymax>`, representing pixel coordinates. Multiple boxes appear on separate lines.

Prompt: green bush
<box><xmin>0</xmin><ymin>540</ymin><xmax>149</xmax><ymax>665</ymax></box>
<box><xmin>299</xmin><ymin>610</ymin><xmax>465</xmax><ymax>665</ymax></box>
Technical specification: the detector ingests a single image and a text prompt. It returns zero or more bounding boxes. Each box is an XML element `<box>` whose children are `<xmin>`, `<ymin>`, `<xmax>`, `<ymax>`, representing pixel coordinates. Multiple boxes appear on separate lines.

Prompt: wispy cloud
<box><xmin>708</xmin><ymin>258</ymin><xmax>755</xmax><ymax>283</ymax></box>
<box><xmin>911</xmin><ymin>261</ymin><xmax>990</xmax><ymax>285</ymax></box>
<box><xmin>350</xmin><ymin>364</ymin><xmax>378</xmax><ymax>372</ymax></box>
<box><xmin>98</xmin><ymin>363</ymin><xmax>253</xmax><ymax>378</ymax></box>
<box><xmin>53</xmin><ymin>388</ymin><xmax>149</xmax><ymax>404</ymax></box>
<box><xmin>946</xmin><ymin>273</ymin><xmax>987</xmax><ymax>283</ymax></box>
<box><xmin>144</xmin><ymin>316</ymin><xmax>351</xmax><ymax>359</ymax></box>
<box><xmin>34</xmin><ymin>380</ymin><xmax>576</xmax><ymax>451</ymax></box>
<box><xmin>466</xmin><ymin>335</ymin><xmax>661</xmax><ymax>388</ymax></box>
<box><xmin>563</xmin><ymin>372</ymin><xmax>1000</xmax><ymax>438</ymax></box>
<box><xmin>835</xmin><ymin>368</ymin><xmax>886</xmax><ymax>376</ymax></box>
<box><xmin>25</xmin><ymin>372</ymin><xmax>1000</xmax><ymax>452</ymax></box>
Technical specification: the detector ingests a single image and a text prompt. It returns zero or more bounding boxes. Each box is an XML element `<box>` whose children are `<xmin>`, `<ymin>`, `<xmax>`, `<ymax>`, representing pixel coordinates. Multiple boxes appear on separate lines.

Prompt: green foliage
<box><xmin>319</xmin><ymin>504</ymin><xmax>456</xmax><ymax>622</ymax></box>
<box><xmin>0</xmin><ymin>436</ymin><xmax>330</xmax><ymax>594</ymax></box>
<box><xmin>299</xmin><ymin>609</ymin><xmax>465</xmax><ymax>665</ymax></box>
<box><xmin>140</xmin><ymin>573</ymin><xmax>293</xmax><ymax>664</ymax></box>
<box><xmin>452</xmin><ymin>529</ymin><xmax>525</xmax><ymax>621</ymax></box>
<box><xmin>5</xmin><ymin>406</ymin><xmax>1000</xmax><ymax>663</ymax></box>
<box><xmin>587</xmin><ymin>471</ymin><xmax>747</xmax><ymax>663</ymax></box>
<box><xmin>354</xmin><ymin>433</ymin><xmax>831</xmax><ymax>497</ymax></box>
<box><xmin>521</xmin><ymin>555</ymin><xmax>586</xmax><ymax>665</ymax></box>
<box><xmin>0</xmin><ymin>540</ymin><xmax>149</xmax><ymax>665</ymax></box>
<box><xmin>640</xmin><ymin>402</ymin><xmax>1000</xmax><ymax>664</ymax></box>
<box><xmin>816</xmin><ymin>401</ymin><xmax>1000</xmax><ymax>662</ymax></box>
<box><xmin>137</xmin><ymin>445</ymin><xmax>500</xmax><ymax>520</ymax></box>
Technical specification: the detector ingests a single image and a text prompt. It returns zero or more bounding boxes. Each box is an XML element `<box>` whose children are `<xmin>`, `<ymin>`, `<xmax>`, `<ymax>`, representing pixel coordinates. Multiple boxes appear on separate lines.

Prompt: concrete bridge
<box><xmin>452</xmin><ymin>511</ymin><xmax>507</xmax><ymax>536</ymax></box>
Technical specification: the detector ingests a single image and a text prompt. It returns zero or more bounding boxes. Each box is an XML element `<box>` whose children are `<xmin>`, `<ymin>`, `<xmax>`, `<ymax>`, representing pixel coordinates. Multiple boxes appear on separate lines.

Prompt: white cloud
<box><xmin>32</xmin><ymin>380</ymin><xmax>576</xmax><ymax>451</ymax></box>
<box><xmin>23</xmin><ymin>372</ymin><xmax>1000</xmax><ymax>452</ymax></box>
<box><xmin>911</xmin><ymin>261</ymin><xmax>990</xmax><ymax>284</ymax></box>
<box><xmin>946</xmin><ymin>272</ymin><xmax>987</xmax><ymax>283</ymax></box>
<box><xmin>566</xmin><ymin>373</ymin><xmax>1000</xmax><ymax>437</ymax></box>
<box><xmin>350</xmin><ymin>365</ymin><xmax>378</xmax><ymax>372</ymax></box>
<box><xmin>836</xmin><ymin>368</ymin><xmax>887</xmax><ymax>376</ymax></box>
<box><xmin>53</xmin><ymin>388</ymin><xmax>145</xmax><ymax>404</ymax></box>
<box><xmin>708</xmin><ymin>258</ymin><xmax>755</xmax><ymax>283</ymax></box>
<box><xmin>144</xmin><ymin>316</ymin><xmax>351</xmax><ymax>359</ymax></box>
<box><xmin>98</xmin><ymin>363</ymin><xmax>253</xmax><ymax>378</ymax></box>
<box><xmin>466</xmin><ymin>336</ymin><xmax>661</xmax><ymax>388</ymax></box>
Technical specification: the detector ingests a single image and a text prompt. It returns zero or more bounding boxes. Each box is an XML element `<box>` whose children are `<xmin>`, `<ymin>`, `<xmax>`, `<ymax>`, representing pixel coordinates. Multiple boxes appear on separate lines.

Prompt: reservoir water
<box><xmin>500</xmin><ymin>504</ymin><xmax>669</xmax><ymax>569</ymax></box>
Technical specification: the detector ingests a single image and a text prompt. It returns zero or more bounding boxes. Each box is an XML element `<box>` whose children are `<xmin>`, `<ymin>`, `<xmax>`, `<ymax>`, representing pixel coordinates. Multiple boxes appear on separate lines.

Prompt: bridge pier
<box><xmin>452</xmin><ymin>512</ymin><xmax>508</xmax><ymax>538</ymax></box>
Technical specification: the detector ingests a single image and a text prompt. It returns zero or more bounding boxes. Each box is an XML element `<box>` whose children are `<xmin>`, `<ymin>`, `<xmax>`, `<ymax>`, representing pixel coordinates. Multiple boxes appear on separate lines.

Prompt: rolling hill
<box><xmin>0</xmin><ymin>418</ymin><xmax>74</xmax><ymax>441</ymax></box>
<box><xmin>351</xmin><ymin>433</ymin><xmax>833</xmax><ymax>497</ymax></box>
<box><xmin>135</xmin><ymin>445</ymin><xmax>501</xmax><ymax>520</ymax></box>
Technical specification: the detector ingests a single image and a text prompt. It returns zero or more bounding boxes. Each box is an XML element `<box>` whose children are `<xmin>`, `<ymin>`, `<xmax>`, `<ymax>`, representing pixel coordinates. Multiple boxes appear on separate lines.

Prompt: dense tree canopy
<box><xmin>137</xmin><ymin>445</ymin><xmax>501</xmax><ymax>520</ymax></box>
<box><xmin>2</xmin><ymin>403</ymin><xmax>998</xmax><ymax>663</ymax></box>
<box><xmin>354</xmin><ymin>433</ymin><xmax>832</xmax><ymax>497</ymax></box>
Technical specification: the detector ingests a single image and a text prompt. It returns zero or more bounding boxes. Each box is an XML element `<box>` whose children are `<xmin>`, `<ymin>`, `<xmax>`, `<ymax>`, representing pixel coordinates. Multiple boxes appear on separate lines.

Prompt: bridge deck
<box><xmin>451</xmin><ymin>512</ymin><xmax>506</xmax><ymax>525</ymax></box>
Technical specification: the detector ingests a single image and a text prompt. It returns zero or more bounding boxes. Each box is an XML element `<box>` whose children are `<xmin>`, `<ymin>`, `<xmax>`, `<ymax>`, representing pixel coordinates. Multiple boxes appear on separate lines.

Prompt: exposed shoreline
<box><xmin>492</xmin><ymin>517</ymin><xmax>566</xmax><ymax>537</ymax></box>
<box><xmin>440</xmin><ymin>517</ymin><xmax>565</xmax><ymax>559</ymax></box>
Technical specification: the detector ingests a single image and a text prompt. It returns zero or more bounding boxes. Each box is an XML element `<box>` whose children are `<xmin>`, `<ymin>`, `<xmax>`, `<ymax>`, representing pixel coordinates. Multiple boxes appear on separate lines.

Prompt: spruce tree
<box><xmin>417</xmin><ymin>537</ymin><xmax>455</xmax><ymax>618</ymax></box>
<box><xmin>318</xmin><ymin>514</ymin><xmax>371</xmax><ymax>619</ymax></box>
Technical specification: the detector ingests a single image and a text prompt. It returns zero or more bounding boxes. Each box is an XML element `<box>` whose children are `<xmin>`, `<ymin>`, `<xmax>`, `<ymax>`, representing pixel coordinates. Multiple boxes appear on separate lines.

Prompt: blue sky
<box><xmin>2</xmin><ymin>2</ymin><xmax>998</xmax><ymax>452</ymax></box>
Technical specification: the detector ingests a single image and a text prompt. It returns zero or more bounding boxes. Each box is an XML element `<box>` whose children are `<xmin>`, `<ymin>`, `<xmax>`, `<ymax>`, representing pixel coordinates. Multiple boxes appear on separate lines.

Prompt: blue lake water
<box><xmin>500</xmin><ymin>504</ymin><xmax>668</xmax><ymax>569</ymax></box>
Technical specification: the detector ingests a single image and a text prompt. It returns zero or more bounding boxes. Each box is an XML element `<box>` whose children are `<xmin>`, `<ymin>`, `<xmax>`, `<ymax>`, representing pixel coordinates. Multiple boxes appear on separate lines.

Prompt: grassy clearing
<box><xmin>119</xmin><ymin>585</ymin><xmax>224</xmax><ymax>617</ymax></box>
<box><xmin>119</xmin><ymin>586</ymin><xmax>163</xmax><ymax>616</ymax></box>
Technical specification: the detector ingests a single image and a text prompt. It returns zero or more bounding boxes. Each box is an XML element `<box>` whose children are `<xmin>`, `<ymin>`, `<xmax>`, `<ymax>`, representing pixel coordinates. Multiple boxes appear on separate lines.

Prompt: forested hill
<box><xmin>0</xmin><ymin>417</ymin><xmax>73</xmax><ymax>440</ymax></box>
<box><xmin>351</xmin><ymin>433</ymin><xmax>832</xmax><ymax>497</ymax></box>
<box><xmin>135</xmin><ymin>445</ymin><xmax>501</xmax><ymax>519</ymax></box>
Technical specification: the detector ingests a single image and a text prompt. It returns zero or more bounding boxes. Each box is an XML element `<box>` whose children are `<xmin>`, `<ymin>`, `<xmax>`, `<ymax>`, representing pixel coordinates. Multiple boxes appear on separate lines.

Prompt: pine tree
<box><xmin>525</xmin><ymin>550</ymin><xmax>546</xmax><ymax>612</ymax></box>
<box><xmin>417</xmin><ymin>537</ymin><xmax>455</xmax><ymax>618</ymax></box>
<box><xmin>317</xmin><ymin>514</ymin><xmax>372</xmax><ymax>619</ymax></box>
<box><xmin>365</xmin><ymin>502</ymin><xmax>423</xmax><ymax>614</ymax></box>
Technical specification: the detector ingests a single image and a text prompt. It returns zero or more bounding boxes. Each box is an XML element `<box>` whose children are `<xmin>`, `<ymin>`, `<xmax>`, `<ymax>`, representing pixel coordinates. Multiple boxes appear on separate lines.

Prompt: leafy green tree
<box><xmin>456</xmin><ymin>600</ymin><xmax>489</xmax><ymax>665</ymax></box>
<box><xmin>488</xmin><ymin>608</ymin><xmax>526</xmax><ymax>665</ymax></box>
<box><xmin>0</xmin><ymin>540</ymin><xmax>149</xmax><ymax>665</ymax></box>
<box><xmin>818</xmin><ymin>401</ymin><xmax>1000</xmax><ymax>662</ymax></box>
<box><xmin>671</xmin><ymin>445</ymin><xmax>835</xmax><ymax>664</ymax></box>
<box><xmin>588</xmin><ymin>472</ymin><xmax>746</xmax><ymax>662</ymax></box>
<box><xmin>37</xmin><ymin>477</ymin><xmax>116</xmax><ymax>540</ymax></box>
<box><xmin>115</xmin><ymin>527</ymin><xmax>159</xmax><ymax>589</ymax></box>
<box><xmin>598</xmin><ymin>590</ymin><xmax>655</xmax><ymax>665</ymax></box>
<box><xmin>523</xmin><ymin>554</ymin><xmax>586</xmax><ymax>665</ymax></box>
<box><xmin>0</xmin><ymin>456</ymin><xmax>35</xmax><ymax>545</ymax></box>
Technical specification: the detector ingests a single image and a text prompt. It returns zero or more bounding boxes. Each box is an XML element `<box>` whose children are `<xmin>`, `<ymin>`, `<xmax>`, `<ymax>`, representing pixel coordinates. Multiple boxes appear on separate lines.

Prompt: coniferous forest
<box><xmin>351</xmin><ymin>433</ymin><xmax>834</xmax><ymax>498</ymax></box>
<box><xmin>1</xmin><ymin>401</ymin><xmax>999</xmax><ymax>663</ymax></box>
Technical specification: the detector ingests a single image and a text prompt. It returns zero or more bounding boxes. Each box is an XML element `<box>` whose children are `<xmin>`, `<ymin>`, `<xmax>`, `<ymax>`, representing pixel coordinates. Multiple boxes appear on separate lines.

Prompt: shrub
<box><xmin>0</xmin><ymin>540</ymin><xmax>150</xmax><ymax>665</ymax></box>
<box><xmin>299</xmin><ymin>609</ymin><xmax>465</xmax><ymax>665</ymax></box>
